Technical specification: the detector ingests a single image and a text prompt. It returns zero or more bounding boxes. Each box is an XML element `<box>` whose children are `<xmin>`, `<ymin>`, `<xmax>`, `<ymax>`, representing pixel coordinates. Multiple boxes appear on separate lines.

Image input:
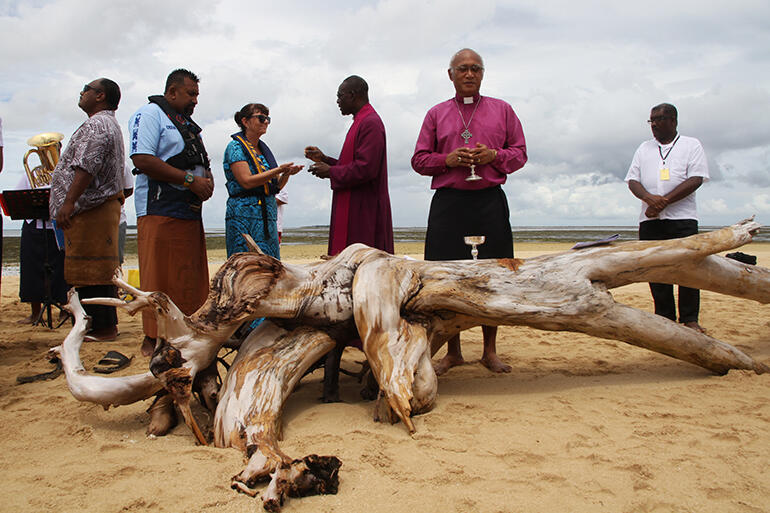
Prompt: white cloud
<box><xmin>2</xmin><ymin>0</ymin><xmax>769</xmax><ymax>230</ymax></box>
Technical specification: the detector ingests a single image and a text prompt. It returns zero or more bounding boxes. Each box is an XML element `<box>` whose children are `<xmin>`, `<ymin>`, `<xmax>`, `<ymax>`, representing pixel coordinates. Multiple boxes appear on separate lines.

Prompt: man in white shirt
<box><xmin>625</xmin><ymin>103</ymin><xmax>710</xmax><ymax>332</ymax></box>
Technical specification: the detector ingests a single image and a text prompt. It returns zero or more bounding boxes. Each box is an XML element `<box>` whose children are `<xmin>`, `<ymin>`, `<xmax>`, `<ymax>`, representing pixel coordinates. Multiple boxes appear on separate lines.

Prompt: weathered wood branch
<box><xmin>352</xmin><ymin>260</ymin><xmax>436</xmax><ymax>433</ymax></box>
<box><xmin>74</xmin><ymin>273</ymin><xmax>241</xmax><ymax>440</ymax></box>
<box><xmin>350</xmin><ymin>219</ymin><xmax>768</xmax><ymax>427</ymax></box>
<box><xmin>215</xmin><ymin>321</ymin><xmax>340</xmax><ymax>509</ymax></box>
<box><xmin>49</xmin><ymin>290</ymin><xmax>162</xmax><ymax>408</ymax></box>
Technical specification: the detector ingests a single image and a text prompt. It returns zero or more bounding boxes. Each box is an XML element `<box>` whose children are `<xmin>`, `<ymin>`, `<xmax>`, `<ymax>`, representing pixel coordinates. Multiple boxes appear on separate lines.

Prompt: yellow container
<box><xmin>127</xmin><ymin>269</ymin><xmax>141</xmax><ymax>289</ymax></box>
<box><xmin>123</xmin><ymin>269</ymin><xmax>141</xmax><ymax>301</ymax></box>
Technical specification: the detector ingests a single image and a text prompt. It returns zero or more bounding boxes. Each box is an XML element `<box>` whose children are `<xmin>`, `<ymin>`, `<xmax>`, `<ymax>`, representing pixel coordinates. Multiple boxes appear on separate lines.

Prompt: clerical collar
<box><xmin>454</xmin><ymin>93</ymin><xmax>481</xmax><ymax>104</ymax></box>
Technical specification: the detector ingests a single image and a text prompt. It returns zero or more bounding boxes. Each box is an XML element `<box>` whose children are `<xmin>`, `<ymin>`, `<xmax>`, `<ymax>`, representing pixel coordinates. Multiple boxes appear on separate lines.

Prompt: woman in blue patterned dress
<box><xmin>223</xmin><ymin>103</ymin><xmax>302</xmax><ymax>258</ymax></box>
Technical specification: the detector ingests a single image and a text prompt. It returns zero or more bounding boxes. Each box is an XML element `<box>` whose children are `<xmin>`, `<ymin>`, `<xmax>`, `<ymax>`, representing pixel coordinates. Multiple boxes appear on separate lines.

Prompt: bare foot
<box><xmin>84</xmin><ymin>327</ymin><xmax>119</xmax><ymax>342</ymax></box>
<box><xmin>146</xmin><ymin>394</ymin><xmax>178</xmax><ymax>436</ymax></box>
<box><xmin>16</xmin><ymin>314</ymin><xmax>35</xmax><ymax>325</ymax></box>
<box><xmin>683</xmin><ymin>321</ymin><xmax>706</xmax><ymax>334</ymax></box>
<box><xmin>433</xmin><ymin>354</ymin><xmax>465</xmax><ymax>376</ymax></box>
<box><xmin>141</xmin><ymin>336</ymin><xmax>156</xmax><ymax>357</ymax></box>
<box><xmin>480</xmin><ymin>354</ymin><xmax>512</xmax><ymax>373</ymax></box>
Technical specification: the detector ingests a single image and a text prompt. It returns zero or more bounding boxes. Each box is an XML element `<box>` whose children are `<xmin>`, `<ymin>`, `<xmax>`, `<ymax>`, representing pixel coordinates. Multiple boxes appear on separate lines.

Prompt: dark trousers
<box><xmin>639</xmin><ymin>218</ymin><xmax>699</xmax><ymax>323</ymax></box>
<box><xmin>425</xmin><ymin>186</ymin><xmax>514</xmax><ymax>260</ymax></box>
<box><xmin>19</xmin><ymin>222</ymin><xmax>69</xmax><ymax>303</ymax></box>
<box><xmin>77</xmin><ymin>285</ymin><xmax>118</xmax><ymax>331</ymax></box>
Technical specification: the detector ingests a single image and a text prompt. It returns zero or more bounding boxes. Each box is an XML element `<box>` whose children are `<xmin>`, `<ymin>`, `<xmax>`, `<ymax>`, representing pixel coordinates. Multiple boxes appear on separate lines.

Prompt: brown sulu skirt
<box><xmin>64</xmin><ymin>198</ymin><xmax>121</xmax><ymax>286</ymax></box>
<box><xmin>137</xmin><ymin>215</ymin><xmax>209</xmax><ymax>339</ymax></box>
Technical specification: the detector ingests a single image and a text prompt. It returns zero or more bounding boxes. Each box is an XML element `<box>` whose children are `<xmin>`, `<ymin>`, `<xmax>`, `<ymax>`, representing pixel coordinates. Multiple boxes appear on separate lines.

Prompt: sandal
<box><xmin>93</xmin><ymin>351</ymin><xmax>133</xmax><ymax>374</ymax></box>
<box><xmin>17</xmin><ymin>356</ymin><xmax>63</xmax><ymax>384</ymax></box>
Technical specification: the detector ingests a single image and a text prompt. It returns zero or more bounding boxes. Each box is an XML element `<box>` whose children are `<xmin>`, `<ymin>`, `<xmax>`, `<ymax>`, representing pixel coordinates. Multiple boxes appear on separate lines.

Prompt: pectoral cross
<box><xmin>461</xmin><ymin>128</ymin><xmax>472</xmax><ymax>144</ymax></box>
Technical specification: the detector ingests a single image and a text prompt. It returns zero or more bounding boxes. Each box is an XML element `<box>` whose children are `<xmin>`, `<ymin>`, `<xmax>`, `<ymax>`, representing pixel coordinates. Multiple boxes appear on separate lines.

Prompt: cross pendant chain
<box><xmin>455</xmin><ymin>97</ymin><xmax>482</xmax><ymax>145</ymax></box>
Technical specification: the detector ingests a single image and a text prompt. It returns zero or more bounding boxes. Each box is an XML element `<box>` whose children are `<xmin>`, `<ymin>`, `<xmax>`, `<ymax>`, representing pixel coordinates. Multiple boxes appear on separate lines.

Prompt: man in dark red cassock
<box><xmin>305</xmin><ymin>75</ymin><xmax>394</xmax><ymax>257</ymax></box>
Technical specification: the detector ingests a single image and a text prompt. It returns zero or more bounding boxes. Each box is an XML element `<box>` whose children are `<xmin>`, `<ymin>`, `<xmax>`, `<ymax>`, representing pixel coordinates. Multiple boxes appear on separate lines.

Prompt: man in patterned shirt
<box><xmin>50</xmin><ymin>78</ymin><xmax>125</xmax><ymax>341</ymax></box>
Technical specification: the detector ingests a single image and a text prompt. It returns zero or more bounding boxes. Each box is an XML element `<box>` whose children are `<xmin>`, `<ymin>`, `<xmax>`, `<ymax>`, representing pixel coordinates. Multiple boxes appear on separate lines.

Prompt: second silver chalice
<box><xmin>463</xmin><ymin>235</ymin><xmax>486</xmax><ymax>260</ymax></box>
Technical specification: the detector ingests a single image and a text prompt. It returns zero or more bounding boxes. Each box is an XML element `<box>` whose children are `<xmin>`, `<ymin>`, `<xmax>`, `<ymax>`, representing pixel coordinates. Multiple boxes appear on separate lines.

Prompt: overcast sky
<box><xmin>1</xmin><ymin>0</ymin><xmax>769</xmax><ymax>230</ymax></box>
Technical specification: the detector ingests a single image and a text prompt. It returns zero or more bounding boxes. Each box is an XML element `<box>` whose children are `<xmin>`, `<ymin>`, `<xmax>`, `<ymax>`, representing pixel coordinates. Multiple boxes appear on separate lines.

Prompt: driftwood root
<box><xmin>261</xmin><ymin>455</ymin><xmax>342</xmax><ymax>512</ymax></box>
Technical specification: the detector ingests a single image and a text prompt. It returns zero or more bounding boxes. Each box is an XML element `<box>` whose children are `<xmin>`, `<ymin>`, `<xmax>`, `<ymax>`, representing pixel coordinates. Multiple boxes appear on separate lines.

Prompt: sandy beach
<box><xmin>0</xmin><ymin>242</ymin><xmax>768</xmax><ymax>513</ymax></box>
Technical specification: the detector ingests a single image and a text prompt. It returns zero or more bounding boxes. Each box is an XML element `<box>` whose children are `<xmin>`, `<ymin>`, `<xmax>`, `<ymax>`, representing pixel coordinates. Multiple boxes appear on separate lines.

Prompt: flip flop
<box><xmin>93</xmin><ymin>351</ymin><xmax>133</xmax><ymax>374</ymax></box>
<box><xmin>17</xmin><ymin>356</ymin><xmax>63</xmax><ymax>384</ymax></box>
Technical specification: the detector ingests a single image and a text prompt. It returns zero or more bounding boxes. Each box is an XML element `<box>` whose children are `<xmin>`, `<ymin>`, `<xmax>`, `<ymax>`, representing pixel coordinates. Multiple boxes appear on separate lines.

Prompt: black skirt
<box><xmin>19</xmin><ymin>222</ymin><xmax>69</xmax><ymax>303</ymax></box>
<box><xmin>424</xmin><ymin>186</ymin><xmax>514</xmax><ymax>261</ymax></box>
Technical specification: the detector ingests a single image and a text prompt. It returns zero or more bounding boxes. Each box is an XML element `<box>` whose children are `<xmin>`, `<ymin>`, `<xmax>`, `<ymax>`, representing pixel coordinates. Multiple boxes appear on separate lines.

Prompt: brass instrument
<box><xmin>23</xmin><ymin>132</ymin><xmax>64</xmax><ymax>188</ymax></box>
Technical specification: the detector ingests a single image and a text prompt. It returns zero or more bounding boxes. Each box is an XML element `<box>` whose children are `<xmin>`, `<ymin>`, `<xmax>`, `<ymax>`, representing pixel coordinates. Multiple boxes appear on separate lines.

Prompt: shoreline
<box><xmin>78</xmin><ymin>240</ymin><xmax>770</xmax><ymax>268</ymax></box>
<box><xmin>3</xmin><ymin>240</ymin><xmax>770</xmax><ymax>274</ymax></box>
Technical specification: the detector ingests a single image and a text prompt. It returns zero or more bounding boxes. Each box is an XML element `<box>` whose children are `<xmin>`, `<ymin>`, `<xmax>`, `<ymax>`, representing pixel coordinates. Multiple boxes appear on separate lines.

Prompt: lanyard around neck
<box><xmin>233</xmin><ymin>134</ymin><xmax>270</xmax><ymax>194</ymax></box>
<box><xmin>658</xmin><ymin>134</ymin><xmax>680</xmax><ymax>164</ymax></box>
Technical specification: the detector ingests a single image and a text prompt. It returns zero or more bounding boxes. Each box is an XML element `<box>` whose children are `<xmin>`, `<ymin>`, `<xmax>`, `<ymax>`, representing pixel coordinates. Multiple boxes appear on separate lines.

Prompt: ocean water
<box><xmin>2</xmin><ymin>225</ymin><xmax>768</xmax><ymax>275</ymax></box>
<box><xmin>278</xmin><ymin>225</ymin><xmax>770</xmax><ymax>245</ymax></box>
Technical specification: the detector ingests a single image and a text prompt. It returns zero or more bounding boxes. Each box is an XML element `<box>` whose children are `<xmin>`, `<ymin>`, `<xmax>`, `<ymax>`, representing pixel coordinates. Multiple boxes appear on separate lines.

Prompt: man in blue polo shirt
<box><xmin>128</xmin><ymin>69</ymin><xmax>214</xmax><ymax>436</ymax></box>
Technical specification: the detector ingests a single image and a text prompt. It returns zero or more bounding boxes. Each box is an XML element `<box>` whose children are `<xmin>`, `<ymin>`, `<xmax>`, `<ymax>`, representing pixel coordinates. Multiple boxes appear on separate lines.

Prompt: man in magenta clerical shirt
<box><xmin>411</xmin><ymin>48</ymin><xmax>527</xmax><ymax>375</ymax></box>
<box><xmin>305</xmin><ymin>75</ymin><xmax>394</xmax><ymax>257</ymax></box>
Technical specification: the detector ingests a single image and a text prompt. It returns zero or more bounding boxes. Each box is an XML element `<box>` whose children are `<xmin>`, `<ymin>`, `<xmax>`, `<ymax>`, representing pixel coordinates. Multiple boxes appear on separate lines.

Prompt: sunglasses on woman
<box><xmin>250</xmin><ymin>114</ymin><xmax>271</xmax><ymax>124</ymax></box>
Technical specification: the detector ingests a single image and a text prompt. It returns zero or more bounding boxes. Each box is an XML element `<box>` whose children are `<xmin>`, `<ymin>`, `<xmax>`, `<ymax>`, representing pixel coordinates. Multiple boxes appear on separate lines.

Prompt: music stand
<box><xmin>0</xmin><ymin>189</ymin><xmax>69</xmax><ymax>329</ymax></box>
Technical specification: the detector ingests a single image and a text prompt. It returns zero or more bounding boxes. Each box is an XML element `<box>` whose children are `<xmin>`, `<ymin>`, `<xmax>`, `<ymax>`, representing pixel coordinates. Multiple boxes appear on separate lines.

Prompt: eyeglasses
<box><xmin>250</xmin><ymin>114</ymin><xmax>271</xmax><ymax>124</ymax></box>
<box><xmin>454</xmin><ymin>65</ymin><xmax>484</xmax><ymax>74</ymax></box>
<box><xmin>647</xmin><ymin>116</ymin><xmax>671</xmax><ymax>124</ymax></box>
<box><xmin>82</xmin><ymin>84</ymin><xmax>103</xmax><ymax>94</ymax></box>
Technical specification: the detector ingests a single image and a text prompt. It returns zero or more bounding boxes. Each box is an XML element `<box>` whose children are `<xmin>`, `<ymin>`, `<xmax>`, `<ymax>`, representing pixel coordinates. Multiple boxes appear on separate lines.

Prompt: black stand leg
<box><xmin>31</xmin><ymin>221</ymin><xmax>68</xmax><ymax>329</ymax></box>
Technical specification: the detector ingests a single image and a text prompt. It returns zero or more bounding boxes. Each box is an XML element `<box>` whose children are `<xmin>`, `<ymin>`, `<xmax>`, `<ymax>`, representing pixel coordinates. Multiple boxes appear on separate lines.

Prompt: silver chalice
<box><xmin>463</xmin><ymin>235</ymin><xmax>486</xmax><ymax>260</ymax></box>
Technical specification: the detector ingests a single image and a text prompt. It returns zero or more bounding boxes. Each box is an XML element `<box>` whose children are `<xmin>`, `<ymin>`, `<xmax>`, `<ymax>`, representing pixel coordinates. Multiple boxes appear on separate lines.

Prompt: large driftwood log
<box><xmin>55</xmin><ymin>219</ymin><xmax>770</xmax><ymax>511</ymax></box>
<box><xmin>352</xmin><ymin>219</ymin><xmax>770</xmax><ymax>430</ymax></box>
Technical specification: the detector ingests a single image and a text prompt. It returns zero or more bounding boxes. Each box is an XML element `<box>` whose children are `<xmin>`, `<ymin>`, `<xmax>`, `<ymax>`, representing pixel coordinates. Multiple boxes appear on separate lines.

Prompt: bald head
<box><xmin>341</xmin><ymin>75</ymin><xmax>369</xmax><ymax>98</ymax></box>
<box><xmin>448</xmin><ymin>48</ymin><xmax>484</xmax><ymax>97</ymax></box>
<box><xmin>449</xmin><ymin>48</ymin><xmax>484</xmax><ymax>70</ymax></box>
<box><xmin>337</xmin><ymin>75</ymin><xmax>370</xmax><ymax>116</ymax></box>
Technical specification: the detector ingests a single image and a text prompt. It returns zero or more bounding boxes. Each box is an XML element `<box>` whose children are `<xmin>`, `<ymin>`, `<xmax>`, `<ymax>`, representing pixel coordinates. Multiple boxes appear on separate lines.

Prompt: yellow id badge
<box><xmin>660</xmin><ymin>167</ymin><xmax>670</xmax><ymax>181</ymax></box>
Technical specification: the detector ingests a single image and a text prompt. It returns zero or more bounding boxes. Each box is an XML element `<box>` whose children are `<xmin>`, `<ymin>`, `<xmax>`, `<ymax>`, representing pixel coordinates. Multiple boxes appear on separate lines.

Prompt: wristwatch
<box><xmin>182</xmin><ymin>171</ymin><xmax>194</xmax><ymax>188</ymax></box>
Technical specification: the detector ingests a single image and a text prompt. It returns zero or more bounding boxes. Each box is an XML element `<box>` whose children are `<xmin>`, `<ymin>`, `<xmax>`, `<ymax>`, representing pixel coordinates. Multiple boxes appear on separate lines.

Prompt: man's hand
<box><xmin>309</xmin><ymin>162</ymin><xmax>331</xmax><ymax>179</ymax></box>
<box><xmin>645</xmin><ymin>176</ymin><xmax>703</xmax><ymax>218</ymax></box>
<box><xmin>56</xmin><ymin>200</ymin><xmax>75</xmax><ymax>230</ymax></box>
<box><xmin>55</xmin><ymin>167</ymin><xmax>92</xmax><ymax>230</ymax></box>
<box><xmin>304</xmin><ymin>146</ymin><xmax>326</xmax><ymax>163</ymax></box>
<box><xmin>645</xmin><ymin>205</ymin><xmax>662</xmax><ymax>218</ymax></box>
<box><xmin>445</xmin><ymin>146</ymin><xmax>474</xmax><ymax>167</ymax></box>
<box><xmin>446</xmin><ymin>144</ymin><xmax>497</xmax><ymax>168</ymax></box>
<box><xmin>190</xmin><ymin>175</ymin><xmax>214</xmax><ymax>201</ymax></box>
<box><xmin>468</xmin><ymin>143</ymin><xmax>497</xmax><ymax>165</ymax></box>
<box><xmin>644</xmin><ymin>194</ymin><xmax>668</xmax><ymax>212</ymax></box>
